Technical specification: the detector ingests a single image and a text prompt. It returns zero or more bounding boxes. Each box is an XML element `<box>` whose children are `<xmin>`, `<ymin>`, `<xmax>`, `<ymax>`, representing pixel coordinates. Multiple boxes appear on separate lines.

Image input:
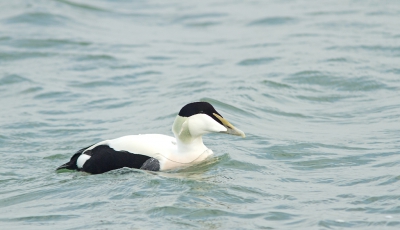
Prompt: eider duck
<box><xmin>56</xmin><ymin>102</ymin><xmax>245</xmax><ymax>174</ymax></box>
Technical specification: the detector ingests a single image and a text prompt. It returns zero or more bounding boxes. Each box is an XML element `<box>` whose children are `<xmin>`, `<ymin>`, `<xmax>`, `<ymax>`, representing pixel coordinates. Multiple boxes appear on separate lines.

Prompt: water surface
<box><xmin>1</xmin><ymin>0</ymin><xmax>400</xmax><ymax>229</ymax></box>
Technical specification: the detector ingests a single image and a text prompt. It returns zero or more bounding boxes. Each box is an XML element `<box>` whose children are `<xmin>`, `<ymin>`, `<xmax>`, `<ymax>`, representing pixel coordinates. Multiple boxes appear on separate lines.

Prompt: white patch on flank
<box><xmin>76</xmin><ymin>154</ymin><xmax>91</xmax><ymax>168</ymax></box>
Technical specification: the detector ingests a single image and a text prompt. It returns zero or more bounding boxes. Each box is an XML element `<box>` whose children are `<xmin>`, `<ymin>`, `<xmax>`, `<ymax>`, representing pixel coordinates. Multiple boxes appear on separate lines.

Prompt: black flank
<box><xmin>81</xmin><ymin>145</ymin><xmax>153</xmax><ymax>174</ymax></box>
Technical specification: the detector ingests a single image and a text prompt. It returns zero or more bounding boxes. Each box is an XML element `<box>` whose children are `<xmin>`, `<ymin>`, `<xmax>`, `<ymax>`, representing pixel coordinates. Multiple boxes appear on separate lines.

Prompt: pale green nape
<box><xmin>172</xmin><ymin>116</ymin><xmax>192</xmax><ymax>143</ymax></box>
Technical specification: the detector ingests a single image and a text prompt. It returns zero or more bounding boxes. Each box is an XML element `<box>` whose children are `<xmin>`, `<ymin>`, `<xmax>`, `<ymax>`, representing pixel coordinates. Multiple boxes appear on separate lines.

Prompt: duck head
<box><xmin>172</xmin><ymin>102</ymin><xmax>245</xmax><ymax>143</ymax></box>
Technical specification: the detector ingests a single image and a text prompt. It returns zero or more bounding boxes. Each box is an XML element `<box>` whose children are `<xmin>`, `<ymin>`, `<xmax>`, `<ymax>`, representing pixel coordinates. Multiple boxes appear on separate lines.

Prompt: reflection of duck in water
<box><xmin>56</xmin><ymin>102</ymin><xmax>245</xmax><ymax>174</ymax></box>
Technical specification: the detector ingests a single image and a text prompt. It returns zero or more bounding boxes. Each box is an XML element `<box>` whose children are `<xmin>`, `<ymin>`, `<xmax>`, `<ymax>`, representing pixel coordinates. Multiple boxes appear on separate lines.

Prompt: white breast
<box><xmin>159</xmin><ymin>148</ymin><xmax>214</xmax><ymax>170</ymax></box>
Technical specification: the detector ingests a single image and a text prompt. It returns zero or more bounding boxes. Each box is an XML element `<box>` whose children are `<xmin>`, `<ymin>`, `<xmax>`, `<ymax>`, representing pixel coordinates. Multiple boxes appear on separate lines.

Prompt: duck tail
<box><xmin>56</xmin><ymin>146</ymin><xmax>91</xmax><ymax>171</ymax></box>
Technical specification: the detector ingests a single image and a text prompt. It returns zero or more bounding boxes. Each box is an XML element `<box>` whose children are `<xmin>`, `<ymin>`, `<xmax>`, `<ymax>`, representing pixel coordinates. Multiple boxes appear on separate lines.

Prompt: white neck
<box><xmin>175</xmin><ymin>136</ymin><xmax>207</xmax><ymax>154</ymax></box>
<box><xmin>172</xmin><ymin>116</ymin><xmax>208</xmax><ymax>157</ymax></box>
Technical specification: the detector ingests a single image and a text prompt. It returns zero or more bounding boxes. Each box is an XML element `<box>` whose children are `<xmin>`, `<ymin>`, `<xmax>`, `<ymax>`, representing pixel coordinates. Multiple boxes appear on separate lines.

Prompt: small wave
<box><xmin>4</xmin><ymin>12</ymin><xmax>71</xmax><ymax>26</ymax></box>
<box><xmin>9</xmin><ymin>38</ymin><xmax>91</xmax><ymax>49</ymax></box>
<box><xmin>0</xmin><ymin>214</ymin><xmax>78</xmax><ymax>222</ymax></box>
<box><xmin>172</xmin><ymin>13</ymin><xmax>227</xmax><ymax>27</ymax></box>
<box><xmin>0</xmin><ymin>51</ymin><xmax>53</xmax><ymax>62</ymax></box>
<box><xmin>55</xmin><ymin>0</ymin><xmax>108</xmax><ymax>12</ymax></box>
<box><xmin>237</xmin><ymin>57</ymin><xmax>278</xmax><ymax>66</ymax></box>
<box><xmin>262</xmin><ymin>79</ymin><xmax>292</xmax><ymax>89</ymax></box>
<box><xmin>247</xmin><ymin>16</ymin><xmax>296</xmax><ymax>26</ymax></box>
<box><xmin>0</xmin><ymin>74</ymin><xmax>31</xmax><ymax>85</ymax></box>
<box><xmin>200</xmin><ymin>97</ymin><xmax>258</xmax><ymax>119</ymax></box>
<box><xmin>327</xmin><ymin>45</ymin><xmax>400</xmax><ymax>57</ymax></box>
<box><xmin>69</xmin><ymin>80</ymin><xmax>121</xmax><ymax>88</ymax></box>
<box><xmin>287</xmin><ymin>70</ymin><xmax>390</xmax><ymax>92</ymax></box>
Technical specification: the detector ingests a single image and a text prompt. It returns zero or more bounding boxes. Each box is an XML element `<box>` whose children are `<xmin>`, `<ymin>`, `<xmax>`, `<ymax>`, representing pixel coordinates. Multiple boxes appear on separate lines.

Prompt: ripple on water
<box><xmin>73</xmin><ymin>54</ymin><xmax>117</xmax><ymax>62</ymax></box>
<box><xmin>33</xmin><ymin>91</ymin><xmax>81</xmax><ymax>101</ymax></box>
<box><xmin>19</xmin><ymin>86</ymin><xmax>43</xmax><ymax>95</ymax></box>
<box><xmin>261</xmin><ymin>79</ymin><xmax>292</xmax><ymax>89</ymax></box>
<box><xmin>237</xmin><ymin>57</ymin><xmax>279</xmax><ymax>66</ymax></box>
<box><xmin>327</xmin><ymin>45</ymin><xmax>400</xmax><ymax>57</ymax></box>
<box><xmin>9</xmin><ymin>38</ymin><xmax>91</xmax><ymax>49</ymax></box>
<box><xmin>0</xmin><ymin>51</ymin><xmax>54</xmax><ymax>62</ymax></box>
<box><xmin>0</xmin><ymin>214</ymin><xmax>80</xmax><ymax>224</ymax></box>
<box><xmin>55</xmin><ymin>0</ymin><xmax>109</xmax><ymax>12</ymax></box>
<box><xmin>172</xmin><ymin>13</ymin><xmax>227</xmax><ymax>27</ymax></box>
<box><xmin>200</xmin><ymin>97</ymin><xmax>258</xmax><ymax>118</ymax></box>
<box><xmin>247</xmin><ymin>16</ymin><xmax>297</xmax><ymax>26</ymax></box>
<box><xmin>286</xmin><ymin>70</ymin><xmax>390</xmax><ymax>92</ymax></box>
<box><xmin>69</xmin><ymin>80</ymin><xmax>122</xmax><ymax>88</ymax></box>
<box><xmin>4</xmin><ymin>12</ymin><xmax>72</xmax><ymax>26</ymax></box>
<box><xmin>1</xmin><ymin>0</ymin><xmax>400</xmax><ymax>229</ymax></box>
<box><xmin>0</xmin><ymin>74</ymin><xmax>31</xmax><ymax>85</ymax></box>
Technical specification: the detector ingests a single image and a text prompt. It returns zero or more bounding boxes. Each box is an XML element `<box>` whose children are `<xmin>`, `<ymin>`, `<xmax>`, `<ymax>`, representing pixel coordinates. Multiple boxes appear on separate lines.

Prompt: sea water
<box><xmin>1</xmin><ymin>0</ymin><xmax>400</xmax><ymax>229</ymax></box>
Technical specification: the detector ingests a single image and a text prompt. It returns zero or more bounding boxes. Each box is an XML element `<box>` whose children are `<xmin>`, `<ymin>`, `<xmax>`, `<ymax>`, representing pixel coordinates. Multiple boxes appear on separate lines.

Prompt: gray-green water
<box><xmin>1</xmin><ymin>0</ymin><xmax>400</xmax><ymax>229</ymax></box>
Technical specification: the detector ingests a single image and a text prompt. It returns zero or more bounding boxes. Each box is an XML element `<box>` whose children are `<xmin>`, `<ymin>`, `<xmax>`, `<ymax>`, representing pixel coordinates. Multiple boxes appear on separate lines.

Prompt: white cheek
<box><xmin>188</xmin><ymin>114</ymin><xmax>227</xmax><ymax>136</ymax></box>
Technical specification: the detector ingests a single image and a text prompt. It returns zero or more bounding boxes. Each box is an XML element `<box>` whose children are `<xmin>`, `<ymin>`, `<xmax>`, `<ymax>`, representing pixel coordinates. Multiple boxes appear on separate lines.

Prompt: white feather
<box><xmin>76</xmin><ymin>154</ymin><xmax>91</xmax><ymax>168</ymax></box>
<box><xmin>188</xmin><ymin>114</ymin><xmax>227</xmax><ymax>137</ymax></box>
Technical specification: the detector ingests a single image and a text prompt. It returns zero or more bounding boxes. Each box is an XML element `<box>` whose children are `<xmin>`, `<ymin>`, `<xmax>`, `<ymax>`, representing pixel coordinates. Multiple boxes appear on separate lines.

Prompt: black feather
<box><xmin>81</xmin><ymin>145</ymin><xmax>152</xmax><ymax>174</ymax></box>
<box><xmin>178</xmin><ymin>102</ymin><xmax>223</xmax><ymax>125</ymax></box>
<box><xmin>56</xmin><ymin>145</ymin><xmax>91</xmax><ymax>171</ymax></box>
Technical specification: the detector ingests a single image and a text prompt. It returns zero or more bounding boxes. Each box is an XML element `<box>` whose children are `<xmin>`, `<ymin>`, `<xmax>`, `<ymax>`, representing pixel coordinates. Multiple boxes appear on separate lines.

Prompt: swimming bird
<box><xmin>56</xmin><ymin>102</ymin><xmax>245</xmax><ymax>174</ymax></box>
